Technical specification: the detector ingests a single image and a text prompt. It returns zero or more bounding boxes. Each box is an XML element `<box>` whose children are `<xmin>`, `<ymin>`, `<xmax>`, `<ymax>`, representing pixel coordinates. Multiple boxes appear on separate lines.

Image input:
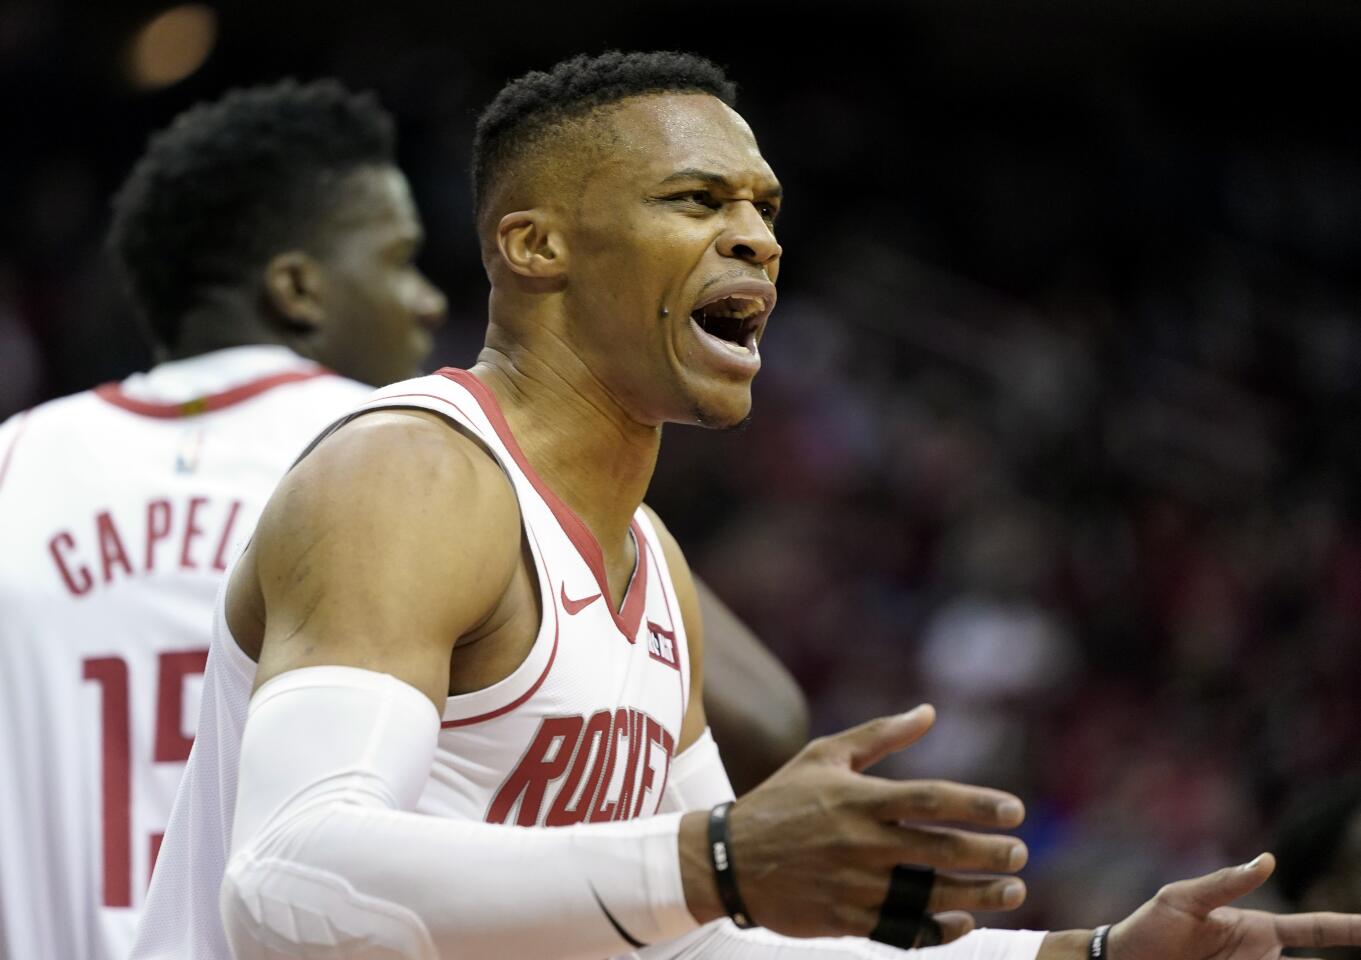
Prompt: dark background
<box><xmin>4</xmin><ymin>0</ymin><xmax>1360</xmax><ymax>932</ymax></box>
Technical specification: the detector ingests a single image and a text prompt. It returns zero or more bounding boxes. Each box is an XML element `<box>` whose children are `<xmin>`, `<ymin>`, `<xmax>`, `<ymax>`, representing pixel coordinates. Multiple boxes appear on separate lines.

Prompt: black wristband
<box><xmin>707</xmin><ymin>801</ymin><xmax>756</xmax><ymax>929</ymax></box>
<box><xmin>1089</xmin><ymin>924</ymin><xmax>1112</xmax><ymax>959</ymax></box>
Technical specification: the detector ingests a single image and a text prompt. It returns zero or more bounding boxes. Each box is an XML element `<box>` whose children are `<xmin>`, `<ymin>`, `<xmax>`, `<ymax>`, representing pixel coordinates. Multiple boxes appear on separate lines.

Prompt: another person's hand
<box><xmin>1103</xmin><ymin>854</ymin><xmax>1361</xmax><ymax>959</ymax></box>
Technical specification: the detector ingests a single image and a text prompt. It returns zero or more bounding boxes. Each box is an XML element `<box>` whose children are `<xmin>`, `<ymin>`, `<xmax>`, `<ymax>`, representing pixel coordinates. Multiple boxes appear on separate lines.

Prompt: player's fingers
<box><xmin>810</xmin><ymin>705</ymin><xmax>936</xmax><ymax>772</ymax></box>
<box><xmin>927</xmin><ymin>874</ymin><xmax>1027</xmax><ymax>914</ymax></box>
<box><xmin>878</xmin><ymin>824</ymin><xmax>1027</xmax><ymax>874</ymax></box>
<box><xmin>933</xmin><ymin>911</ymin><xmax>977</xmax><ymax>945</ymax></box>
<box><xmin>1157</xmin><ymin>854</ymin><xmax>1275</xmax><ymax>917</ymax></box>
<box><xmin>1272</xmin><ymin>911</ymin><xmax>1361</xmax><ymax>949</ymax></box>
<box><xmin>860</xmin><ymin>778</ymin><xmax>1026</xmax><ymax>829</ymax></box>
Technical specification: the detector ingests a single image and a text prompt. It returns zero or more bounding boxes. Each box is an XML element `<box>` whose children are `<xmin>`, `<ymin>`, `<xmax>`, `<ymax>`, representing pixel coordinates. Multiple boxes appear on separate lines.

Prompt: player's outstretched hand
<box><xmin>1103</xmin><ymin>853</ymin><xmax>1361</xmax><ymax>960</ymax></box>
<box><xmin>699</xmin><ymin>704</ymin><xmax>1029</xmax><ymax>944</ymax></box>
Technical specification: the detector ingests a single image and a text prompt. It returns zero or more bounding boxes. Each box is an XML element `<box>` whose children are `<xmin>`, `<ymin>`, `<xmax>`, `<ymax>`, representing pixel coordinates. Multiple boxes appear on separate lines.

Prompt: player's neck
<box><xmin>471</xmin><ymin>330</ymin><xmax>660</xmax><ymax>570</ymax></box>
<box><xmin>168</xmin><ymin>302</ymin><xmax>295</xmax><ymax>362</ymax></box>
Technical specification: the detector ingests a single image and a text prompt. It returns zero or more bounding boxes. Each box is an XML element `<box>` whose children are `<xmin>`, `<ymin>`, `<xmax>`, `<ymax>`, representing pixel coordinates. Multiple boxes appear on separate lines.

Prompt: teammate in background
<box><xmin>0</xmin><ymin>77</ymin><xmax>807</xmax><ymax>960</ymax></box>
<box><xmin>0</xmin><ymin>79</ymin><xmax>424</xmax><ymax>960</ymax></box>
<box><xmin>132</xmin><ymin>51</ymin><xmax>1361</xmax><ymax>960</ymax></box>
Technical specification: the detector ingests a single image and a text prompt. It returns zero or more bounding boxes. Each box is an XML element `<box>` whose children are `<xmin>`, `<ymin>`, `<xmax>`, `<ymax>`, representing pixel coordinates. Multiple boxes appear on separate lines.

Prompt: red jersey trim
<box><xmin>0</xmin><ymin>409</ymin><xmax>32</xmax><ymax>493</ymax></box>
<box><xmin>437</xmin><ymin>368</ymin><xmax>650</xmax><ymax>641</ymax></box>
<box><xmin>93</xmin><ymin>368</ymin><xmax>332</xmax><ymax>419</ymax></box>
<box><xmin>441</xmin><ymin>523</ymin><xmax>560</xmax><ymax>728</ymax></box>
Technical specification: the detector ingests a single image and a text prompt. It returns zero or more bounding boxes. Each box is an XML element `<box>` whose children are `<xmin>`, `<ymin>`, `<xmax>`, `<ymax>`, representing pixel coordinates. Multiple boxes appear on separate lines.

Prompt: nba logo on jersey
<box><xmin>175</xmin><ymin>426</ymin><xmax>205</xmax><ymax>474</ymax></box>
<box><xmin>646</xmin><ymin>621</ymin><xmax>679</xmax><ymax>670</ymax></box>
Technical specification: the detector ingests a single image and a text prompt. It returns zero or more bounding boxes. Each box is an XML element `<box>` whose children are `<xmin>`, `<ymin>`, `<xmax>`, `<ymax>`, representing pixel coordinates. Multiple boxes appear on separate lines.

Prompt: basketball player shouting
<box><xmin>0</xmin><ymin>78</ymin><xmax>803</xmax><ymax>960</ymax></box>
<box><xmin>133</xmin><ymin>53</ymin><xmax>1361</xmax><ymax>960</ymax></box>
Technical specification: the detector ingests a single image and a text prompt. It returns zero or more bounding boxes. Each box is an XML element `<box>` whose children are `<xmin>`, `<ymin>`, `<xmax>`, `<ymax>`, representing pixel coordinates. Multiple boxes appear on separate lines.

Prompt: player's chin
<box><xmin>665</xmin><ymin>347</ymin><xmax>758</xmax><ymax>428</ymax></box>
<box><xmin>686</xmin><ymin>381</ymin><xmax>754</xmax><ymax>430</ymax></box>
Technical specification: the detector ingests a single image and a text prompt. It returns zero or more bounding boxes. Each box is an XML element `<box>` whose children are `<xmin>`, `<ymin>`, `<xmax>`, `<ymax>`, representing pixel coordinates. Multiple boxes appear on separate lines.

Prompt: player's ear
<box><xmin>496</xmin><ymin>210</ymin><xmax>568</xmax><ymax>282</ymax></box>
<box><xmin>262</xmin><ymin>251</ymin><xmax>327</xmax><ymax>331</ymax></box>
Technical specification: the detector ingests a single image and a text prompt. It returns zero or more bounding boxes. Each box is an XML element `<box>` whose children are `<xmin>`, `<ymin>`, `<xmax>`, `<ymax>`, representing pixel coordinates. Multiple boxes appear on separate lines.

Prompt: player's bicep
<box><xmin>251</xmin><ymin>410</ymin><xmax>521</xmax><ymax>709</ymax></box>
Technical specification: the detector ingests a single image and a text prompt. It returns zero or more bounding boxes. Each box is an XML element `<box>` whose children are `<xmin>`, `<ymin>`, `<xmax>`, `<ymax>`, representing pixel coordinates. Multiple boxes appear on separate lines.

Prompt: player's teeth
<box><xmin>700</xmin><ymin>296</ymin><xmax>763</xmax><ymax>321</ymax></box>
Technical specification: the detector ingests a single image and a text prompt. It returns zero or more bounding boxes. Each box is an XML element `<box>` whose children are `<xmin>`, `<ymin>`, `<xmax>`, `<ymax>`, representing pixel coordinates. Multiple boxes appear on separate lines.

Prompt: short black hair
<box><xmin>1273</xmin><ymin>776</ymin><xmax>1361</xmax><ymax>905</ymax></box>
<box><xmin>108</xmin><ymin>78</ymin><xmax>395</xmax><ymax>350</ymax></box>
<box><xmin>471</xmin><ymin>50</ymin><xmax>737</xmax><ymax>217</ymax></box>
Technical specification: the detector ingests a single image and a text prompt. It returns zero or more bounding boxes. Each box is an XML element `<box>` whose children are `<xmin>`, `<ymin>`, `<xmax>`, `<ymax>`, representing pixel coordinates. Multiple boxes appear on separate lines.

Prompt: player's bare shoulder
<box><xmin>639</xmin><ymin>503</ymin><xmax>701</xmax><ymax>640</ymax></box>
<box><xmin>228</xmin><ymin>408</ymin><xmax>522</xmax><ymax>706</ymax></box>
<box><xmin>640</xmin><ymin>503</ymin><xmax>708</xmax><ymax>735</ymax></box>
<box><xmin>639</xmin><ymin>503</ymin><xmax>697</xmax><ymax>598</ymax></box>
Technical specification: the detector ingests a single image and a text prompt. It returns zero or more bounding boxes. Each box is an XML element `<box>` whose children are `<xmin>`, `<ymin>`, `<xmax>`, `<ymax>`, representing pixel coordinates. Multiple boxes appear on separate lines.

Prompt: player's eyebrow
<box><xmin>657</xmin><ymin>168</ymin><xmax>783</xmax><ymax>199</ymax></box>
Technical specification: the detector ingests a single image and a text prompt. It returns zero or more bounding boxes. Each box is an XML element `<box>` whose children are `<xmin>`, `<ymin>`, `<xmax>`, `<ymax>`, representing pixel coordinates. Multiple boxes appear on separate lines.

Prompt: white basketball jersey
<box><xmin>0</xmin><ymin>346</ymin><xmax>372</xmax><ymax>960</ymax></box>
<box><xmin>132</xmin><ymin>368</ymin><xmax>693</xmax><ymax>960</ymax></box>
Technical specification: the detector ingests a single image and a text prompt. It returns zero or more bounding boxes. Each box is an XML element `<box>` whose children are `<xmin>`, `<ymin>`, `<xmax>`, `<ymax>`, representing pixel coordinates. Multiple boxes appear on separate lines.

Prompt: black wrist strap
<box><xmin>1089</xmin><ymin>924</ymin><xmax>1112</xmax><ymax>959</ymax></box>
<box><xmin>707</xmin><ymin>801</ymin><xmax>757</xmax><ymax>929</ymax></box>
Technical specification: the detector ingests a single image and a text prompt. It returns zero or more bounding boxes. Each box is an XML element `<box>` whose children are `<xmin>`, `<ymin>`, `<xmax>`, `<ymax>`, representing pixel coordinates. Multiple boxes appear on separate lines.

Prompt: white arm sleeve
<box><xmin>643</xmin><ymin>726</ymin><xmax>1048</xmax><ymax>960</ymax></box>
<box><xmin>639</xmin><ymin>925</ymin><xmax>1047</xmax><ymax>960</ymax></box>
<box><xmin>661</xmin><ymin>727</ymin><xmax>737</xmax><ymax>812</ymax></box>
<box><xmin>221</xmin><ymin>666</ymin><xmax>699</xmax><ymax>960</ymax></box>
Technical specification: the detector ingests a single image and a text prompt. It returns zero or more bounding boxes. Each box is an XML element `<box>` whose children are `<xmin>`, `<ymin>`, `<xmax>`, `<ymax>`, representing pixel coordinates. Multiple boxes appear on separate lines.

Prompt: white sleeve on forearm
<box><xmin>638</xmin><ymin>925</ymin><xmax>1047</xmax><ymax>959</ymax></box>
<box><xmin>661</xmin><ymin>726</ymin><xmax>737</xmax><ymax>812</ymax></box>
<box><xmin>220</xmin><ymin>666</ymin><xmax>699</xmax><ymax>960</ymax></box>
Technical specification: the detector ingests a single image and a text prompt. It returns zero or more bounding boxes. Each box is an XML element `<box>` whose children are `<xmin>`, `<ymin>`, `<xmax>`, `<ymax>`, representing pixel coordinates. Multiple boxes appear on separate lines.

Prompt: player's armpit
<box><xmin>246</xmin><ymin>408</ymin><xmax>522</xmax><ymax>709</ymax></box>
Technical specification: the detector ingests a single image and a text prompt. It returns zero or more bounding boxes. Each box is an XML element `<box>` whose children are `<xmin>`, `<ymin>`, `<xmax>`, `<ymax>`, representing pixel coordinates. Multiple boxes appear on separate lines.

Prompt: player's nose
<box><xmin>414</xmin><ymin>278</ymin><xmax>448</xmax><ymax>332</ymax></box>
<box><xmin>717</xmin><ymin>202</ymin><xmax>781</xmax><ymax>266</ymax></box>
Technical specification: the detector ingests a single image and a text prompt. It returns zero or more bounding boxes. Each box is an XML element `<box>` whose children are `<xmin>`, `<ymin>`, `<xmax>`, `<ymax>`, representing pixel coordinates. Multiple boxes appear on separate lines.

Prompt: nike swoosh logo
<box><xmin>561</xmin><ymin>583</ymin><xmax>603</xmax><ymax>615</ymax></box>
<box><xmin>588</xmin><ymin>882</ymin><xmax>645</xmax><ymax>948</ymax></box>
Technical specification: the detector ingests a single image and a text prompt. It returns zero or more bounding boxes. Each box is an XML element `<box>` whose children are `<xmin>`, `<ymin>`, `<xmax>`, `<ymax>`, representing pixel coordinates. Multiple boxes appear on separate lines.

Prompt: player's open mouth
<box><xmin>687</xmin><ymin>279</ymin><xmax>776</xmax><ymax>367</ymax></box>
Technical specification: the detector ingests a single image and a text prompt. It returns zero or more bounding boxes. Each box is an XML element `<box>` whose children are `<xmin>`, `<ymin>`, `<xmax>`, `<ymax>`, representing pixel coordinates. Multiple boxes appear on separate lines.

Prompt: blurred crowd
<box><xmin>651</xmin><ymin>229</ymin><xmax>1361</xmax><ymax>929</ymax></box>
<box><xmin>4</xmin><ymin>0</ymin><xmax>1360</xmax><ymax>936</ymax></box>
